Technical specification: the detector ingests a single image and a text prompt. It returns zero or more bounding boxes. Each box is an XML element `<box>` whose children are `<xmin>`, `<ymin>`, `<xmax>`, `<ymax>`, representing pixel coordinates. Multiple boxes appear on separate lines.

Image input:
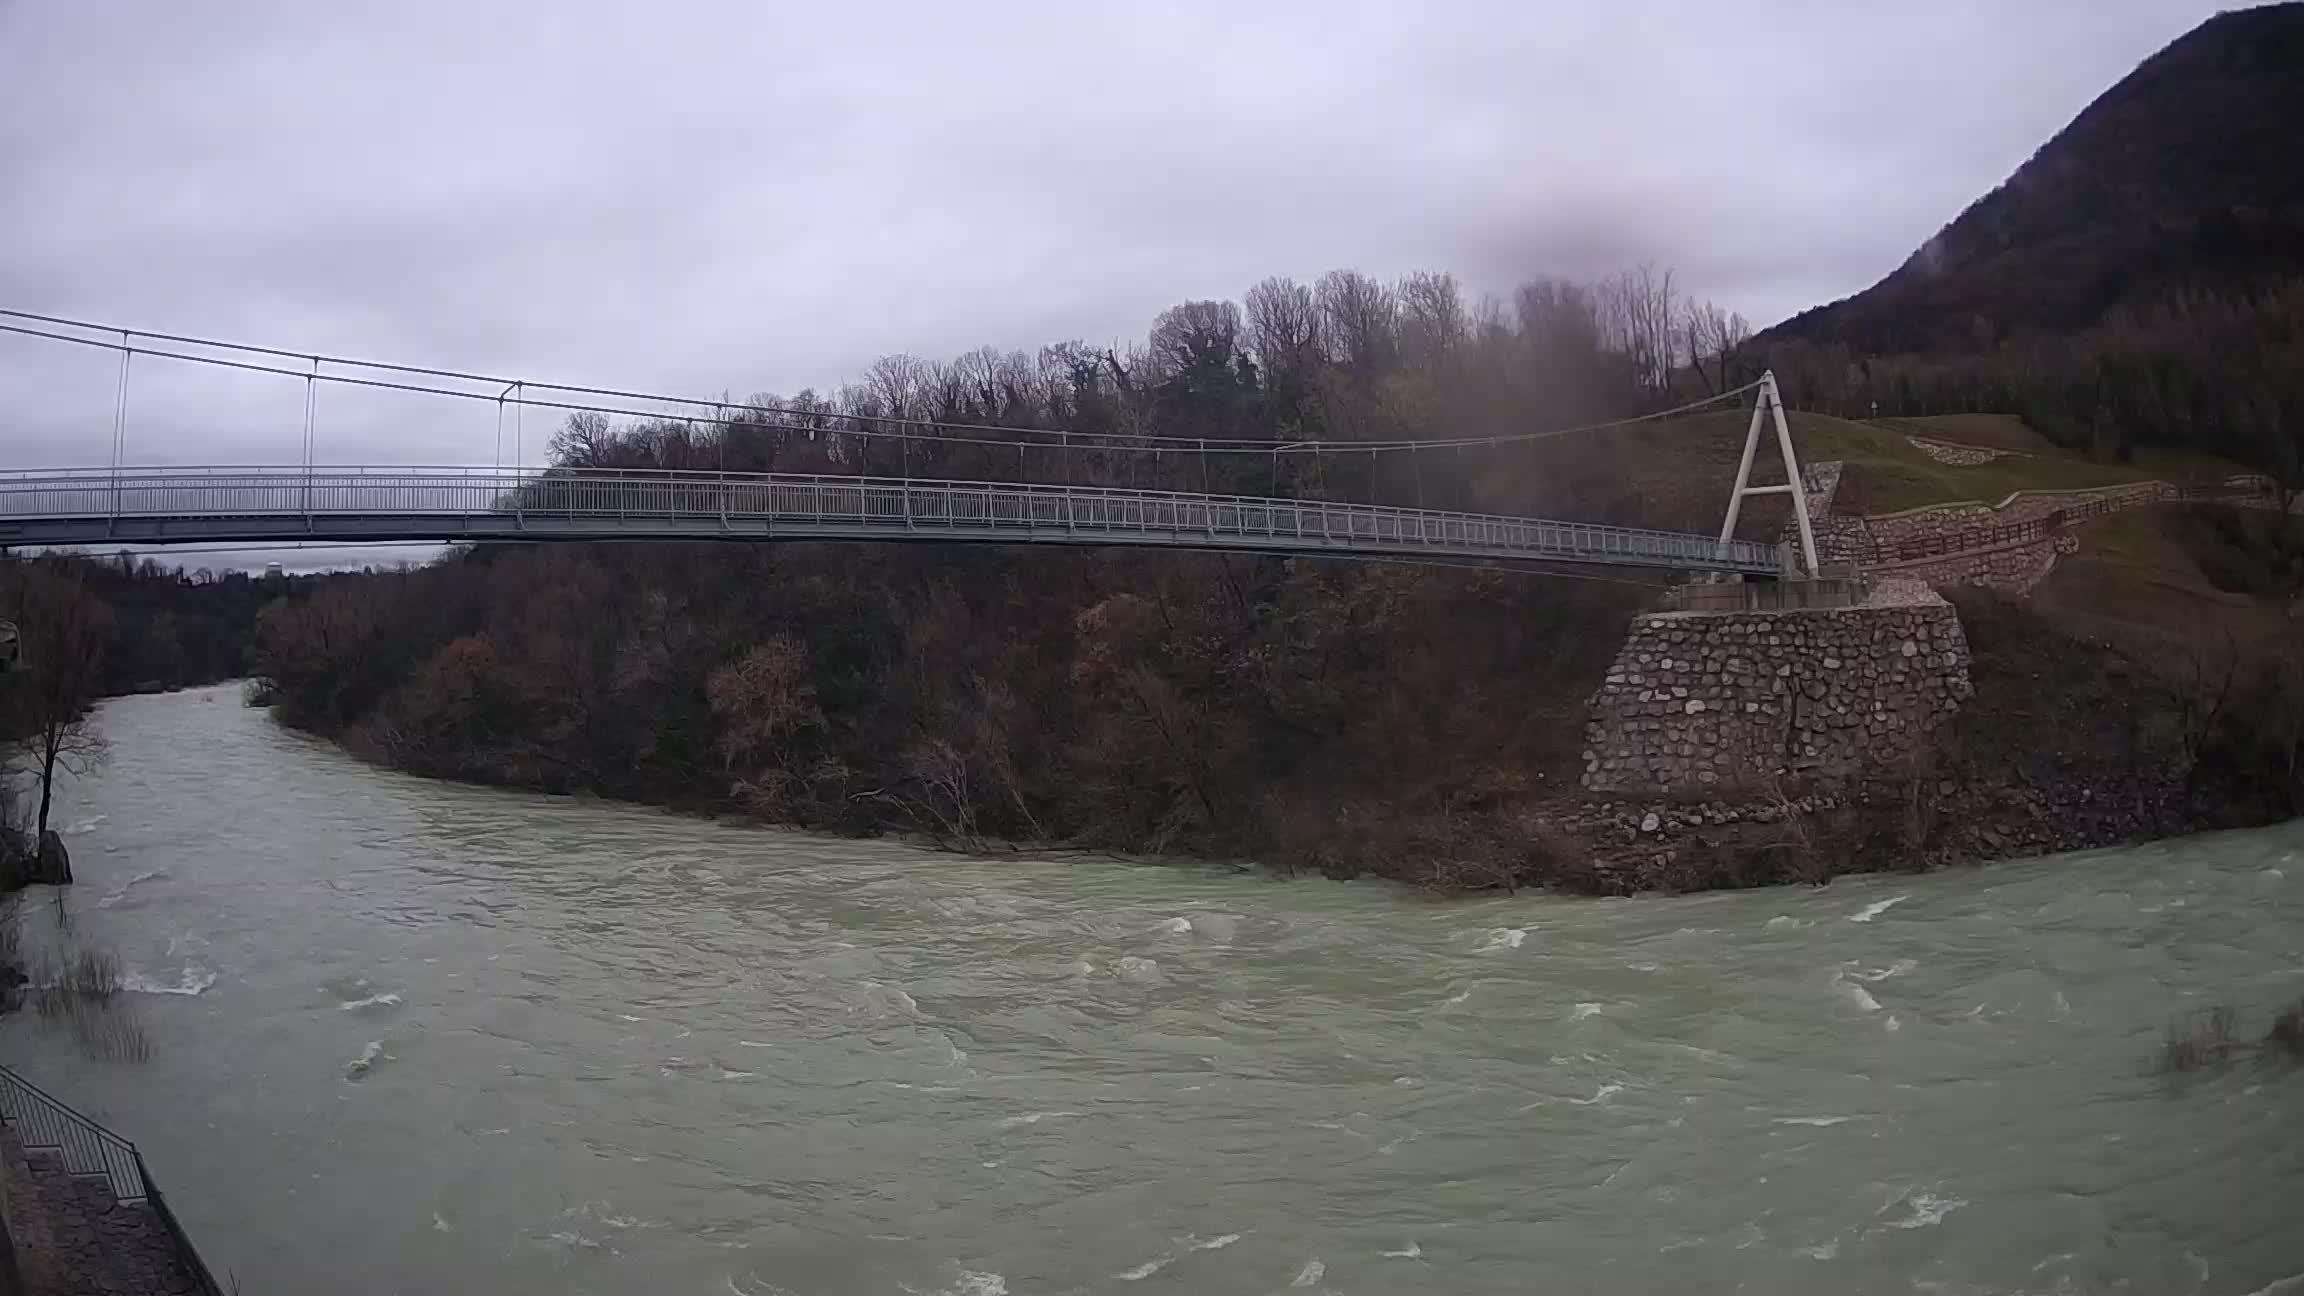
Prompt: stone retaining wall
<box><xmin>1784</xmin><ymin>470</ymin><xmax>2284</xmax><ymax>594</ymax></box>
<box><xmin>1582</xmin><ymin>593</ymin><xmax>1973</xmax><ymax>795</ymax></box>
<box><xmin>1782</xmin><ymin>461</ymin><xmax>1876</xmax><ymax>570</ymax></box>
<box><xmin>1863</xmin><ymin>482</ymin><xmax>2170</xmax><ymax>550</ymax></box>
<box><xmin>1862</xmin><ymin>475</ymin><xmax>2282</xmax><ymax>549</ymax></box>
<box><xmin>1874</xmin><ymin>534</ymin><xmax>2078</xmax><ymax>595</ymax></box>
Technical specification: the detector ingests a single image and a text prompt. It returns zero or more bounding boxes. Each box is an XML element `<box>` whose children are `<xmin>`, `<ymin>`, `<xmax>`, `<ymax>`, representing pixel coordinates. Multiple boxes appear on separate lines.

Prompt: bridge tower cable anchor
<box><xmin>1714</xmin><ymin>371</ymin><xmax>1820</xmax><ymax>578</ymax></box>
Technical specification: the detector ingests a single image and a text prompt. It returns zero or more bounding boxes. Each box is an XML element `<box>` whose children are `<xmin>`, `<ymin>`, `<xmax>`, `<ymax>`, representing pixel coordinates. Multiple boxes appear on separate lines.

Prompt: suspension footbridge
<box><xmin>0</xmin><ymin>466</ymin><xmax>1782</xmax><ymax>573</ymax></box>
<box><xmin>0</xmin><ymin>310</ymin><xmax>1817</xmax><ymax>577</ymax></box>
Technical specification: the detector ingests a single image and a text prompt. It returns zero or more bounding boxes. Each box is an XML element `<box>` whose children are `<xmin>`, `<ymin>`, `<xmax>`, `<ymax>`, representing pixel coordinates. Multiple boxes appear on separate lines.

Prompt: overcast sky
<box><xmin>0</xmin><ymin>0</ymin><xmax>2237</xmax><ymax>565</ymax></box>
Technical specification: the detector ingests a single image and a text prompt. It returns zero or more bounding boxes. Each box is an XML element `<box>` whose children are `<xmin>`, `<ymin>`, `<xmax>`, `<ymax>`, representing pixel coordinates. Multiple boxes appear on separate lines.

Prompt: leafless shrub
<box><xmin>0</xmin><ymin>892</ymin><xmax>19</xmax><ymax>970</ymax></box>
<box><xmin>1888</xmin><ymin>747</ymin><xmax>1949</xmax><ymax>864</ymax></box>
<box><xmin>1751</xmin><ymin>777</ymin><xmax>1843</xmax><ymax>886</ymax></box>
<box><xmin>22</xmin><ymin>945</ymin><xmax>151</xmax><ymax>1062</ymax></box>
<box><xmin>2159</xmin><ymin>1004</ymin><xmax>2241</xmax><ymax>1074</ymax></box>
<box><xmin>34</xmin><ymin>948</ymin><xmax>122</xmax><ymax>1018</ymax></box>
<box><xmin>2265</xmin><ymin>998</ymin><xmax>2304</xmax><ymax>1062</ymax></box>
<box><xmin>1521</xmin><ymin>820</ymin><xmax>1593</xmax><ymax>891</ymax></box>
<box><xmin>56</xmin><ymin>1001</ymin><xmax>152</xmax><ymax>1063</ymax></box>
<box><xmin>0</xmin><ymin>894</ymin><xmax>23</xmax><ymax>1014</ymax></box>
<box><xmin>903</xmin><ymin>738</ymin><xmax>988</xmax><ymax>852</ymax></box>
<box><xmin>0</xmin><ymin>779</ymin><xmax>33</xmax><ymax>872</ymax></box>
<box><xmin>1413</xmin><ymin>833</ymin><xmax>1526</xmax><ymax>894</ymax></box>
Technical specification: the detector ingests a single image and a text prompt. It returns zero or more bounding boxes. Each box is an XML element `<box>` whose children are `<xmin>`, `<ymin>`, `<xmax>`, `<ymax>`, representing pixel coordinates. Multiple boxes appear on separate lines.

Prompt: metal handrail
<box><xmin>0</xmin><ymin>1063</ymin><xmax>226</xmax><ymax>1294</ymax></box>
<box><xmin>0</xmin><ymin>464</ymin><xmax>1784</xmax><ymax>573</ymax></box>
<box><xmin>0</xmin><ymin>1061</ymin><xmax>145</xmax><ymax>1201</ymax></box>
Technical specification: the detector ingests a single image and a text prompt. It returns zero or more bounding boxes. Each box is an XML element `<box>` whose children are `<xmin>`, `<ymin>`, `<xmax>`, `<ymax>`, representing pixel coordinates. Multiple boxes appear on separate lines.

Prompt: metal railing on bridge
<box><xmin>0</xmin><ymin>465</ymin><xmax>1784</xmax><ymax>575</ymax></box>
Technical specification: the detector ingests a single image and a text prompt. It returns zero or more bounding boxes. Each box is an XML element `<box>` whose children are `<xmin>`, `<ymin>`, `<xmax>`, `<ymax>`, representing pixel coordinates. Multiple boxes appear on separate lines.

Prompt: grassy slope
<box><xmin>1820</xmin><ymin>417</ymin><xmax>2247</xmax><ymax>516</ymax></box>
<box><xmin>1561</xmin><ymin>402</ymin><xmax>2278</xmax><ymax>677</ymax></box>
<box><xmin>1556</xmin><ymin>407</ymin><xmax>2249</xmax><ymax>537</ymax></box>
<box><xmin>1833</xmin><ymin>414</ymin><xmax>2279</xmax><ymax>667</ymax></box>
<box><xmin>2031</xmin><ymin>507</ymin><xmax>2295</xmax><ymax>666</ymax></box>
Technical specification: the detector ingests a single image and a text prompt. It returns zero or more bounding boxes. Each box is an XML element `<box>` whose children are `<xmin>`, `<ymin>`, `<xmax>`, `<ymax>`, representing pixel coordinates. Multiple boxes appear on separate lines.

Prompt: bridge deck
<box><xmin>0</xmin><ymin>468</ymin><xmax>1781</xmax><ymax>575</ymax></box>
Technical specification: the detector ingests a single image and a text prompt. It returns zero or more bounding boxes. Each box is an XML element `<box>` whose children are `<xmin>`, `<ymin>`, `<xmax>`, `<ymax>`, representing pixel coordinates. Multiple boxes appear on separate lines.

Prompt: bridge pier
<box><xmin>1581</xmin><ymin>583</ymin><xmax>1973</xmax><ymax>795</ymax></box>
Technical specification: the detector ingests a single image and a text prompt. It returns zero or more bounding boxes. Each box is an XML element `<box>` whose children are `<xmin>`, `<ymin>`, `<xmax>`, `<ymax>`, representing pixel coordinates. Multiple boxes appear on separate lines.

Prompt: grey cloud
<box><xmin>0</xmin><ymin>0</ymin><xmax>2232</xmax><ymax>488</ymax></box>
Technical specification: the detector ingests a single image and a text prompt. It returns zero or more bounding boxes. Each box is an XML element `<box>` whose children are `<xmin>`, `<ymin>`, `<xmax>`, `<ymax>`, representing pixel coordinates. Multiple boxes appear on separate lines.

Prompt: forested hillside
<box><xmin>1762</xmin><ymin>3</ymin><xmax>2304</xmax><ymax>490</ymax></box>
<box><xmin>247</xmin><ymin>256</ymin><xmax>2304</xmax><ymax>887</ymax></box>
<box><xmin>2</xmin><ymin>555</ymin><xmax>283</xmax><ymax>697</ymax></box>
<box><xmin>251</xmin><ymin>264</ymin><xmax>1738</xmax><ymax>885</ymax></box>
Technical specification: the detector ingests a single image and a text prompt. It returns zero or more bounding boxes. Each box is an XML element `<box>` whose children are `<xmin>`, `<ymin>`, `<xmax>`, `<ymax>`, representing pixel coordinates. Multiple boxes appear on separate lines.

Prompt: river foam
<box><xmin>1849</xmin><ymin>895</ymin><xmax>1908</xmax><ymax>923</ymax></box>
<box><xmin>95</xmin><ymin>868</ymin><xmax>166</xmax><ymax>907</ymax></box>
<box><xmin>344</xmin><ymin>1040</ymin><xmax>387</xmax><ymax>1080</ymax></box>
<box><xmin>123</xmin><ymin>966</ymin><xmax>217</xmax><ymax>996</ymax></box>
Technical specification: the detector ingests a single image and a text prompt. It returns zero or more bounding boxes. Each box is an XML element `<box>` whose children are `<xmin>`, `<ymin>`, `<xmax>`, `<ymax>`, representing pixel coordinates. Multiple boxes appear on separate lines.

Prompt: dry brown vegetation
<box><xmin>2268</xmin><ymin>999</ymin><xmax>2304</xmax><ymax>1062</ymax></box>
<box><xmin>241</xmin><ymin>235</ymin><xmax>2304</xmax><ymax>892</ymax></box>
<box><xmin>252</xmin><ymin>262</ymin><xmax>1751</xmax><ymax>887</ymax></box>
<box><xmin>2160</xmin><ymin>1005</ymin><xmax>2242</xmax><ymax>1074</ymax></box>
<box><xmin>258</xmin><ymin>540</ymin><xmax>1649</xmax><ymax>886</ymax></box>
<box><xmin>2157</xmin><ymin>1000</ymin><xmax>2304</xmax><ymax>1077</ymax></box>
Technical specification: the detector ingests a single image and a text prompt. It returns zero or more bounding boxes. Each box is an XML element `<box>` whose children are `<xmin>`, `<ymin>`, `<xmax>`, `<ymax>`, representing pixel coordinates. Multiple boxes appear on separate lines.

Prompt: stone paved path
<box><xmin>2</xmin><ymin>1124</ymin><xmax>201</xmax><ymax>1295</ymax></box>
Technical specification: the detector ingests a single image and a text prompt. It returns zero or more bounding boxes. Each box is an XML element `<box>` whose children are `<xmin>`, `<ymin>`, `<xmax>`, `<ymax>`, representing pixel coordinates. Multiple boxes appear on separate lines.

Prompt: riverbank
<box><xmin>248</xmin><ymin>540</ymin><xmax>2301</xmax><ymax>893</ymax></box>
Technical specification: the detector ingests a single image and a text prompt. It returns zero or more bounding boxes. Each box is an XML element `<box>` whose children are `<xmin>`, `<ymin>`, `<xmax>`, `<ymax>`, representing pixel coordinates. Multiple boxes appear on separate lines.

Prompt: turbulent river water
<box><xmin>3</xmin><ymin>686</ymin><xmax>2303</xmax><ymax>1294</ymax></box>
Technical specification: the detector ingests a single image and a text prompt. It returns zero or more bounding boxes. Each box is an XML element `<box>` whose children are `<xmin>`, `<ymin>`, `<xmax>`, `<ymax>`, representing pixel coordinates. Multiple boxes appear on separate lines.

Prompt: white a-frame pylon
<box><xmin>1716</xmin><ymin>371</ymin><xmax>1820</xmax><ymax>578</ymax></box>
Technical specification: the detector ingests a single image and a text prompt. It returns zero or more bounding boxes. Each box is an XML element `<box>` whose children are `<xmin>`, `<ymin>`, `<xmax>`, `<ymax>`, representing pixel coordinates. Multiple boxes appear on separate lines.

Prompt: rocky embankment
<box><xmin>1549</xmin><ymin>767</ymin><xmax>2197</xmax><ymax>895</ymax></box>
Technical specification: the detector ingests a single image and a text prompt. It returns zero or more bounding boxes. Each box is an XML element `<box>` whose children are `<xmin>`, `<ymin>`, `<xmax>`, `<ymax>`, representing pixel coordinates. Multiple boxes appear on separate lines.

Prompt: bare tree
<box><xmin>706</xmin><ymin>636</ymin><xmax>823</xmax><ymax>816</ymax></box>
<box><xmin>1683</xmin><ymin>299</ymin><xmax>1753</xmax><ymax>395</ymax></box>
<box><xmin>4</xmin><ymin>564</ymin><xmax>113</xmax><ymax>848</ymax></box>
<box><xmin>1510</xmin><ymin>276</ymin><xmax>1627</xmax><ymax>421</ymax></box>
<box><xmin>1396</xmin><ymin>270</ymin><xmax>1469</xmax><ymax>371</ymax></box>
<box><xmin>862</xmin><ymin>354</ymin><xmax>935</xmax><ymax>427</ymax></box>
<box><xmin>1515</xmin><ymin>277</ymin><xmax>1606</xmax><ymax>361</ymax></box>
<box><xmin>903</xmin><ymin>737</ymin><xmax>984</xmax><ymax>850</ymax></box>
<box><xmin>2175</xmin><ymin>625</ymin><xmax>2244</xmax><ymax>784</ymax></box>
<box><xmin>1243</xmin><ymin>276</ymin><xmax>1320</xmax><ymax>388</ymax></box>
<box><xmin>1315</xmin><ymin>269</ymin><xmax>1398</xmax><ymax>378</ymax></box>
<box><xmin>1147</xmin><ymin>299</ymin><xmax>1245</xmax><ymax>378</ymax></box>
<box><xmin>548</xmin><ymin>410</ymin><xmax>617</xmax><ymax>467</ymax></box>
<box><xmin>1599</xmin><ymin>263</ymin><xmax>1679</xmax><ymax>394</ymax></box>
<box><xmin>1040</xmin><ymin>341</ymin><xmax>1119</xmax><ymax>426</ymax></box>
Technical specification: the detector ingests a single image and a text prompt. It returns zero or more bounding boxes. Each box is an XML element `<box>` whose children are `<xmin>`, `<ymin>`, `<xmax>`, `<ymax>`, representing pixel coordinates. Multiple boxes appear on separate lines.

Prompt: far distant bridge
<box><xmin>0</xmin><ymin>467</ymin><xmax>1783</xmax><ymax>575</ymax></box>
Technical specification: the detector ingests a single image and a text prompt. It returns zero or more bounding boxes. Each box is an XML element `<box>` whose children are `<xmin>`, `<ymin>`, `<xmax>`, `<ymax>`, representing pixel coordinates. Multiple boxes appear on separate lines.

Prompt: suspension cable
<box><xmin>0</xmin><ymin>309</ymin><xmax>1759</xmax><ymax>458</ymax></box>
